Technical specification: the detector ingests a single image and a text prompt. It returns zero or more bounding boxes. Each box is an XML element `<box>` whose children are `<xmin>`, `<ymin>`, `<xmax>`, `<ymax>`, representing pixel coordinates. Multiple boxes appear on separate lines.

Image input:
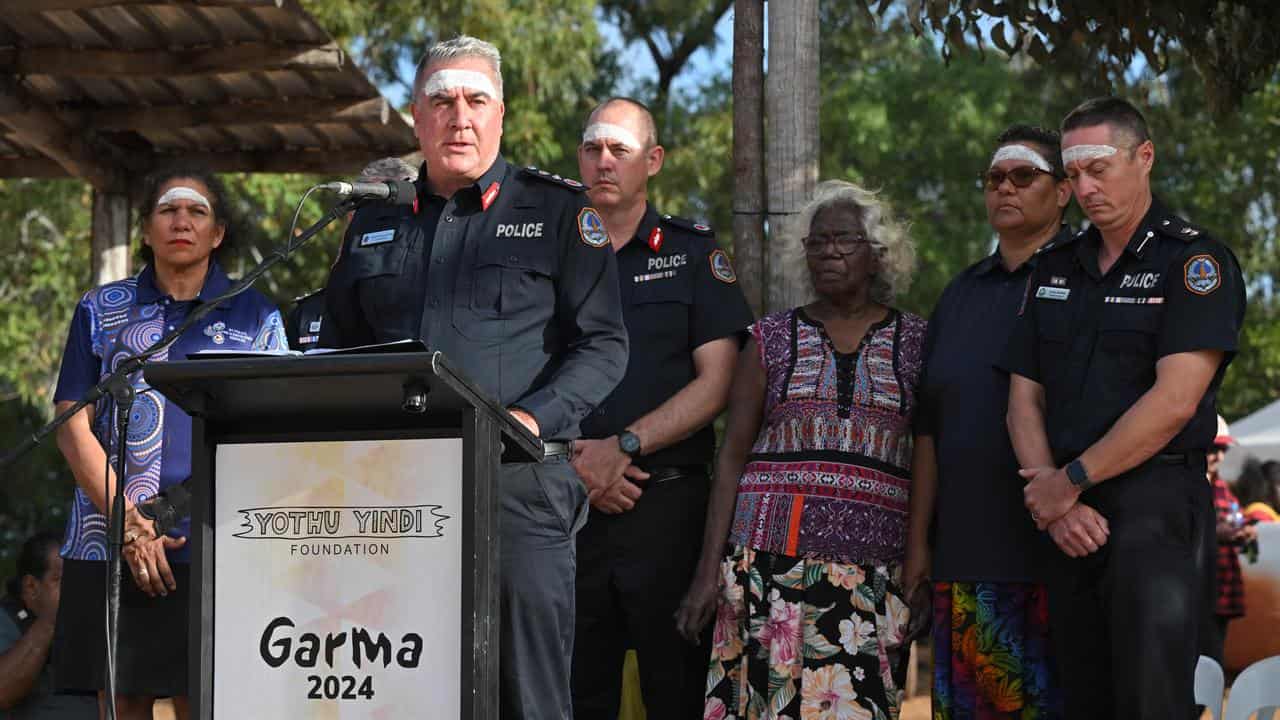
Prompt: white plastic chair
<box><xmin>1197</xmin><ymin>655</ymin><xmax>1225</xmax><ymax>720</ymax></box>
<box><xmin>1225</xmin><ymin>655</ymin><xmax>1280</xmax><ymax>720</ymax></box>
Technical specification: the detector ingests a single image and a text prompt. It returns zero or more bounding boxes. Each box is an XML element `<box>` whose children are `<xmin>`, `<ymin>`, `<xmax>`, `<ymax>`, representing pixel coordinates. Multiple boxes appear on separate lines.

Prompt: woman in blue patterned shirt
<box><xmin>50</xmin><ymin>165</ymin><xmax>286</xmax><ymax>720</ymax></box>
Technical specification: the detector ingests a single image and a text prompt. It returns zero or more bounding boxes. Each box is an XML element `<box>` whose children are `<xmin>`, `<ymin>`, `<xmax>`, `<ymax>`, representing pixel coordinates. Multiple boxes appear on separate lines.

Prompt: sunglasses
<box><xmin>982</xmin><ymin>166</ymin><xmax>1055</xmax><ymax>191</ymax></box>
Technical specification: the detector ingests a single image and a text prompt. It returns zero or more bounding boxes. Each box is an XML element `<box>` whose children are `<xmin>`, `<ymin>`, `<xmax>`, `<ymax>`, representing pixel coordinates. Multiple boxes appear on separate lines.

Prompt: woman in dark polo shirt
<box><xmin>911</xmin><ymin>125</ymin><xmax>1076</xmax><ymax>717</ymax></box>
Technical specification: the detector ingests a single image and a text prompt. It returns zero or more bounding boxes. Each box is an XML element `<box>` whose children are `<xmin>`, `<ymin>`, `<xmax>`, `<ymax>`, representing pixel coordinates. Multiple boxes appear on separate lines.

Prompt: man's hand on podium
<box><xmin>508</xmin><ymin>408</ymin><xmax>540</xmax><ymax>437</ymax></box>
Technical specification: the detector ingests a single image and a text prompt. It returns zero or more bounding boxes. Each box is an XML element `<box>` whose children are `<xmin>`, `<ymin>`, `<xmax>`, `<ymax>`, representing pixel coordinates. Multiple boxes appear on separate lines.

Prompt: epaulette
<box><xmin>660</xmin><ymin>214</ymin><xmax>714</xmax><ymax>236</ymax></box>
<box><xmin>520</xmin><ymin>166</ymin><xmax>586</xmax><ymax>191</ymax></box>
<box><xmin>291</xmin><ymin>287</ymin><xmax>325</xmax><ymax>304</ymax></box>
<box><xmin>1035</xmin><ymin>229</ymin><xmax>1080</xmax><ymax>256</ymax></box>
<box><xmin>1154</xmin><ymin>213</ymin><xmax>1207</xmax><ymax>242</ymax></box>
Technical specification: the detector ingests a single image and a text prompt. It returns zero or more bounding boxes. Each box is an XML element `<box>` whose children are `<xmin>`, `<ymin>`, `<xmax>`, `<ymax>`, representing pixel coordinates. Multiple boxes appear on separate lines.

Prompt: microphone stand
<box><xmin>0</xmin><ymin>193</ymin><xmax>360</xmax><ymax>719</ymax></box>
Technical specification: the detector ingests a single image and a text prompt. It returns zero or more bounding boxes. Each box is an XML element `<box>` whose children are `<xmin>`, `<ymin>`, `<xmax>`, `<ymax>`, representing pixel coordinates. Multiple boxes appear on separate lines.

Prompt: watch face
<box><xmin>619</xmin><ymin>431</ymin><xmax>641</xmax><ymax>455</ymax></box>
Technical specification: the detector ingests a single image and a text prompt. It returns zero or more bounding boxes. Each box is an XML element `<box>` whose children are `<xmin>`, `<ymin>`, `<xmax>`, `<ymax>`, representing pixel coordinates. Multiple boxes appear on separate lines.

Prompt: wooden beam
<box><xmin>0</xmin><ymin>155</ymin><xmax>72</xmax><ymax>178</ymax></box>
<box><xmin>0</xmin><ymin>78</ymin><xmax>123</xmax><ymax>189</ymax></box>
<box><xmin>0</xmin><ymin>42</ymin><xmax>343</xmax><ymax>77</ymax></box>
<box><xmin>84</xmin><ymin>97</ymin><xmax>390</xmax><ymax>131</ymax></box>
<box><xmin>5</xmin><ymin>0</ymin><xmax>282</xmax><ymax>12</ymax></box>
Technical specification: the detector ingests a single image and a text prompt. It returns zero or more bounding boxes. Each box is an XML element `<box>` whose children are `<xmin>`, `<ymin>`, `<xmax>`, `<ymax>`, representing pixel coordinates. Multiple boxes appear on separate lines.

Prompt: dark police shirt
<box><xmin>320</xmin><ymin>157</ymin><xmax>629</xmax><ymax>440</ymax></box>
<box><xmin>579</xmin><ymin>205</ymin><xmax>754</xmax><ymax>469</ymax></box>
<box><xmin>917</xmin><ymin>227</ymin><xmax>1071</xmax><ymax>582</ymax></box>
<box><xmin>1002</xmin><ymin>200</ymin><xmax>1245</xmax><ymax>466</ymax></box>
<box><xmin>286</xmin><ymin>288</ymin><xmax>326</xmax><ymax>352</ymax></box>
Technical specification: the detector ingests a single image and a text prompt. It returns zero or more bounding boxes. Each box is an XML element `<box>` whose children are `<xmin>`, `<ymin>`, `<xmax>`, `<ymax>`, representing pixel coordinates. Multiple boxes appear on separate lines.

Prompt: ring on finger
<box><xmin>138</xmin><ymin>567</ymin><xmax>150</xmax><ymax>579</ymax></box>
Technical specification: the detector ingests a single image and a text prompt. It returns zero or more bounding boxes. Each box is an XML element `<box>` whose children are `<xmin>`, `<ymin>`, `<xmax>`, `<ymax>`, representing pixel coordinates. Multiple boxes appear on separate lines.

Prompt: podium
<box><xmin>146</xmin><ymin>352</ymin><xmax>541</xmax><ymax>720</ymax></box>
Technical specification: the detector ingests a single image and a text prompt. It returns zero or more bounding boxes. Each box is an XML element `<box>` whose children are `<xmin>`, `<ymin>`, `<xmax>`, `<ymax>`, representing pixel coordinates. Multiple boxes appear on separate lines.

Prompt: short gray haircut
<box><xmin>412</xmin><ymin>35</ymin><xmax>504</xmax><ymax>101</ymax></box>
<box><xmin>357</xmin><ymin>157</ymin><xmax>418</xmax><ymax>183</ymax></box>
<box><xmin>797</xmin><ymin>180</ymin><xmax>917</xmax><ymax>304</ymax></box>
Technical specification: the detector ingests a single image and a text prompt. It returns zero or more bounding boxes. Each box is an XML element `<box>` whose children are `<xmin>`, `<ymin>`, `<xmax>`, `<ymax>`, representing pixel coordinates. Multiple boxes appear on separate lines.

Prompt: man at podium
<box><xmin>320</xmin><ymin>36</ymin><xmax>628</xmax><ymax>720</ymax></box>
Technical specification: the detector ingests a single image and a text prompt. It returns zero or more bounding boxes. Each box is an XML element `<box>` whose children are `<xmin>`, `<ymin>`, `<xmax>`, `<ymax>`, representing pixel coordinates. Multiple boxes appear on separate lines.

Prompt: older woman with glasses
<box><xmin>677</xmin><ymin>179</ymin><xmax>927</xmax><ymax>719</ymax></box>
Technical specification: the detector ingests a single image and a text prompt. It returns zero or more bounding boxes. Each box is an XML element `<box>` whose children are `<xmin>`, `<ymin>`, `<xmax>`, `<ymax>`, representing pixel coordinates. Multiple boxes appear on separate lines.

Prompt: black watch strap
<box><xmin>1066</xmin><ymin>459</ymin><xmax>1092</xmax><ymax>490</ymax></box>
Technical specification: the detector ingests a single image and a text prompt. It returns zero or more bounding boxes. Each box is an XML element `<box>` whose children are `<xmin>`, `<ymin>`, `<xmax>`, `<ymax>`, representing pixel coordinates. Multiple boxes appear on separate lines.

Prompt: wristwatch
<box><xmin>1066</xmin><ymin>459</ymin><xmax>1093</xmax><ymax>491</ymax></box>
<box><xmin>618</xmin><ymin>430</ymin><xmax>642</xmax><ymax>459</ymax></box>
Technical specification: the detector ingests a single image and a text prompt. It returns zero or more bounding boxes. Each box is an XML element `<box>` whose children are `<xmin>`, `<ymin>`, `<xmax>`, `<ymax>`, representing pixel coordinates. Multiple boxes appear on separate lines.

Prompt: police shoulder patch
<box><xmin>709</xmin><ymin>248</ymin><xmax>737</xmax><ymax>283</ymax></box>
<box><xmin>577</xmin><ymin>207</ymin><xmax>609</xmax><ymax>248</ymax></box>
<box><xmin>521</xmin><ymin>166</ymin><xmax>586</xmax><ymax>191</ymax></box>
<box><xmin>661</xmin><ymin>214</ymin><xmax>714</xmax><ymax>236</ymax></box>
<box><xmin>1184</xmin><ymin>253</ymin><xmax>1221</xmax><ymax>295</ymax></box>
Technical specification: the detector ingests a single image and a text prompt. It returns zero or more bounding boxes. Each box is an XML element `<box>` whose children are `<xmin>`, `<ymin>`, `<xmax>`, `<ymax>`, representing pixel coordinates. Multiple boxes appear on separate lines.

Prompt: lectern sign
<box><xmin>213</xmin><ymin>438</ymin><xmax>463</xmax><ymax>718</ymax></box>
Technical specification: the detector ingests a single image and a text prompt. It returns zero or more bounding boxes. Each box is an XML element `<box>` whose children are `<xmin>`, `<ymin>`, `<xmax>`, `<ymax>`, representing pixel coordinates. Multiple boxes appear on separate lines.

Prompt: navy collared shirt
<box><xmin>54</xmin><ymin>262</ymin><xmax>287</xmax><ymax>561</ymax></box>
<box><xmin>917</xmin><ymin>227</ymin><xmax>1071</xmax><ymax>582</ymax></box>
<box><xmin>579</xmin><ymin>204</ymin><xmax>754</xmax><ymax>468</ymax></box>
<box><xmin>320</xmin><ymin>156</ymin><xmax>629</xmax><ymax>440</ymax></box>
<box><xmin>1002</xmin><ymin>199</ymin><xmax>1245</xmax><ymax>464</ymax></box>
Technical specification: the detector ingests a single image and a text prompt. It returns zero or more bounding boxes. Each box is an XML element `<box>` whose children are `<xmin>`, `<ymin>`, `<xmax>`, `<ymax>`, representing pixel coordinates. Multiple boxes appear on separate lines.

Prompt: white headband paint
<box><xmin>156</xmin><ymin>186</ymin><xmax>210</xmax><ymax>210</ymax></box>
<box><xmin>1062</xmin><ymin>144</ymin><xmax>1118</xmax><ymax>167</ymax></box>
<box><xmin>582</xmin><ymin>123</ymin><xmax>643</xmax><ymax>151</ymax></box>
<box><xmin>422</xmin><ymin>69</ymin><xmax>500</xmax><ymax>100</ymax></box>
<box><xmin>990</xmin><ymin>144</ymin><xmax>1052</xmax><ymax>173</ymax></box>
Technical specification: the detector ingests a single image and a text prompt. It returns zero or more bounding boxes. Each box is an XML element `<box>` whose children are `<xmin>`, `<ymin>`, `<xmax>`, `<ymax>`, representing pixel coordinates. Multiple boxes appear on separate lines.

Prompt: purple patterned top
<box><xmin>728</xmin><ymin>307</ymin><xmax>926</xmax><ymax>564</ymax></box>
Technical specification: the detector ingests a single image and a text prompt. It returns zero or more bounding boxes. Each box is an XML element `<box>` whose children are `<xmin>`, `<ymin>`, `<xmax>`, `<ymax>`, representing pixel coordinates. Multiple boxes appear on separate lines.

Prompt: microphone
<box><xmin>318</xmin><ymin>179</ymin><xmax>417</xmax><ymax>205</ymax></box>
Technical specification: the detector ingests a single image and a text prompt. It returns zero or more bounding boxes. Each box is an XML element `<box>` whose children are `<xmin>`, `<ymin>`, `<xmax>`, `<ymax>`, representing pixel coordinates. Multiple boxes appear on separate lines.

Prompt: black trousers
<box><xmin>571</xmin><ymin>473</ymin><xmax>710</xmax><ymax>720</ymax></box>
<box><xmin>1048</xmin><ymin>459</ymin><xmax>1214</xmax><ymax>720</ymax></box>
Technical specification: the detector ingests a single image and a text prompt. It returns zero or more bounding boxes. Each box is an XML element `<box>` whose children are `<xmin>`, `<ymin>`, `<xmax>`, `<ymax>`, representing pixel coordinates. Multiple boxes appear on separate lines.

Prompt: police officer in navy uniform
<box><xmin>319</xmin><ymin>37</ymin><xmax>628</xmax><ymax>720</ymax></box>
<box><xmin>568</xmin><ymin>98</ymin><xmax>753</xmax><ymax>719</ymax></box>
<box><xmin>288</xmin><ymin>158</ymin><xmax>418</xmax><ymax>353</ymax></box>
<box><xmin>1002</xmin><ymin>97</ymin><xmax>1245</xmax><ymax>719</ymax></box>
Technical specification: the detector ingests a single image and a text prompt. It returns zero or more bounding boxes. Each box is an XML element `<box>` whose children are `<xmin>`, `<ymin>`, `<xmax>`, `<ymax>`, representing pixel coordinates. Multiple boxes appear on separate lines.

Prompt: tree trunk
<box><xmin>92</xmin><ymin>188</ymin><xmax>130</xmax><ymax>284</ymax></box>
<box><xmin>764</xmin><ymin>0</ymin><xmax>819</xmax><ymax>313</ymax></box>
<box><xmin>732</xmin><ymin>0</ymin><xmax>766</xmax><ymax>316</ymax></box>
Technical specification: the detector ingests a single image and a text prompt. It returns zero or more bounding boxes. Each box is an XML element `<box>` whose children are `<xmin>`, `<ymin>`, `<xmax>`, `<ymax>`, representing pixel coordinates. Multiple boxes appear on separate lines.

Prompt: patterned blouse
<box><xmin>728</xmin><ymin>307</ymin><xmax>927</xmax><ymax>565</ymax></box>
<box><xmin>53</xmin><ymin>263</ymin><xmax>288</xmax><ymax>562</ymax></box>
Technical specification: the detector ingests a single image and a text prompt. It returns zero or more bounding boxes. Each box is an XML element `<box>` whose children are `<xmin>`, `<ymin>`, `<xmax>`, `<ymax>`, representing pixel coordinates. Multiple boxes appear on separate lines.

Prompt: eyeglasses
<box><xmin>801</xmin><ymin>232</ymin><xmax>869</xmax><ymax>256</ymax></box>
<box><xmin>982</xmin><ymin>166</ymin><xmax>1055</xmax><ymax>191</ymax></box>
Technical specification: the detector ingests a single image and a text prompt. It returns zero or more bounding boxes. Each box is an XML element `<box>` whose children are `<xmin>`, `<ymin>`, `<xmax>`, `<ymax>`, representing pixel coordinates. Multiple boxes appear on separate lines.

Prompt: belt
<box><xmin>542</xmin><ymin>440</ymin><xmax>572</xmax><ymax>459</ymax></box>
<box><xmin>644</xmin><ymin>465</ymin><xmax>707</xmax><ymax>484</ymax></box>
<box><xmin>1153</xmin><ymin>451</ymin><xmax>1199</xmax><ymax>466</ymax></box>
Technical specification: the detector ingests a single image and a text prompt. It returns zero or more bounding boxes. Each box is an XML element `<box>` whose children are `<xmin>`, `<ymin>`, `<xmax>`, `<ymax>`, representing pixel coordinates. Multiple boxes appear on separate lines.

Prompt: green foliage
<box><xmin>895</xmin><ymin>0</ymin><xmax>1280</xmax><ymax>116</ymax></box>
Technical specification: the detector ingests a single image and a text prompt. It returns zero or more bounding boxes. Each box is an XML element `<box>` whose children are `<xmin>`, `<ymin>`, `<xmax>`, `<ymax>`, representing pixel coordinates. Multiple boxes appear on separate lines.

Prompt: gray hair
<box><xmin>412</xmin><ymin>35</ymin><xmax>504</xmax><ymax>101</ymax></box>
<box><xmin>797</xmin><ymin>180</ymin><xmax>917</xmax><ymax>304</ymax></box>
<box><xmin>357</xmin><ymin>157</ymin><xmax>418</xmax><ymax>183</ymax></box>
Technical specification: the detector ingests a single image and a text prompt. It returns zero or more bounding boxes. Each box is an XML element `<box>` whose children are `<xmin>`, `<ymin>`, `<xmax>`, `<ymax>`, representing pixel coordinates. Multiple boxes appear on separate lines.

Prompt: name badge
<box><xmin>1036</xmin><ymin>286</ymin><xmax>1070</xmax><ymax>301</ymax></box>
<box><xmin>359</xmin><ymin>229</ymin><xmax>395</xmax><ymax>247</ymax></box>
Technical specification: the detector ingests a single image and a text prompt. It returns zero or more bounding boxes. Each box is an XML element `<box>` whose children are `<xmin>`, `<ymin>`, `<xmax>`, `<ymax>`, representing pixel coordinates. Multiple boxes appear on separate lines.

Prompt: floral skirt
<box><xmin>931</xmin><ymin>581</ymin><xmax>1061</xmax><ymax>719</ymax></box>
<box><xmin>704</xmin><ymin>545</ymin><xmax>909</xmax><ymax>720</ymax></box>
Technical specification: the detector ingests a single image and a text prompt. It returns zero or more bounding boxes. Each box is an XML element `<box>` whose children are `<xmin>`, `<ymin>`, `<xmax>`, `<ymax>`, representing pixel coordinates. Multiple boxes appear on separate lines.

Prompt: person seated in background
<box><xmin>286</xmin><ymin>156</ymin><xmax>419</xmax><ymax>352</ymax></box>
<box><xmin>1236</xmin><ymin>458</ymin><xmax>1280</xmax><ymax>523</ymax></box>
<box><xmin>0</xmin><ymin>531</ymin><xmax>96</xmax><ymax>719</ymax></box>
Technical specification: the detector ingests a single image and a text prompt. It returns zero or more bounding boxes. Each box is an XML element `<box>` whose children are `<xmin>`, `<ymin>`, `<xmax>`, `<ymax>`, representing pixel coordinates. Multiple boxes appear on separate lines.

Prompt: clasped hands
<box><xmin>1020</xmin><ymin>466</ymin><xmax>1109</xmax><ymax>558</ymax></box>
<box><xmin>571</xmin><ymin>437</ymin><xmax>651</xmax><ymax>514</ymax></box>
<box><xmin>122</xmin><ymin>505</ymin><xmax>186</xmax><ymax>597</ymax></box>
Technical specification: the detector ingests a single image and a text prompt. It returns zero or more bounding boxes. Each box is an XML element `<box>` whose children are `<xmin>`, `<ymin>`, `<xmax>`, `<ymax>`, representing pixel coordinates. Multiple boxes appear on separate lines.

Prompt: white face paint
<box><xmin>1061</xmin><ymin>144</ymin><xmax>1118</xmax><ymax>167</ymax></box>
<box><xmin>156</xmin><ymin>186</ymin><xmax>211</xmax><ymax>210</ymax></box>
<box><xmin>422</xmin><ymin>69</ymin><xmax>500</xmax><ymax>101</ymax></box>
<box><xmin>582</xmin><ymin>122</ymin><xmax>643</xmax><ymax>152</ymax></box>
<box><xmin>990</xmin><ymin>144</ymin><xmax>1052</xmax><ymax>173</ymax></box>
